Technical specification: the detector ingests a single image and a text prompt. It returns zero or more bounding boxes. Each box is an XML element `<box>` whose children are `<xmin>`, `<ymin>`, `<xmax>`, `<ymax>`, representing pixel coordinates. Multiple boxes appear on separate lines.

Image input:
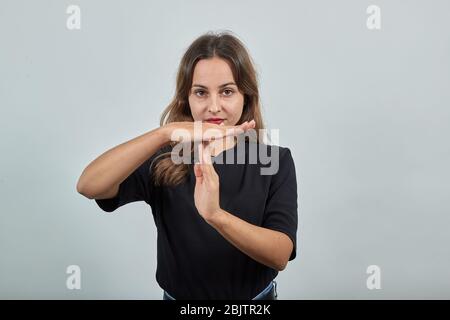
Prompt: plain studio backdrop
<box><xmin>1</xmin><ymin>0</ymin><xmax>449</xmax><ymax>299</ymax></box>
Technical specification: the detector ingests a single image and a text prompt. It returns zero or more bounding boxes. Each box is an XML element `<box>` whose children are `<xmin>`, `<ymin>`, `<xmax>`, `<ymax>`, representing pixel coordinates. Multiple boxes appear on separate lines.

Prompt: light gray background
<box><xmin>1</xmin><ymin>0</ymin><xmax>449</xmax><ymax>299</ymax></box>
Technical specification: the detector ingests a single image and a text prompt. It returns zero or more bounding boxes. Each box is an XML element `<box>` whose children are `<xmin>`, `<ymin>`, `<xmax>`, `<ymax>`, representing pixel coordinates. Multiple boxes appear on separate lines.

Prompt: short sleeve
<box><xmin>94</xmin><ymin>152</ymin><xmax>161</xmax><ymax>213</ymax></box>
<box><xmin>262</xmin><ymin>147</ymin><xmax>298</xmax><ymax>261</ymax></box>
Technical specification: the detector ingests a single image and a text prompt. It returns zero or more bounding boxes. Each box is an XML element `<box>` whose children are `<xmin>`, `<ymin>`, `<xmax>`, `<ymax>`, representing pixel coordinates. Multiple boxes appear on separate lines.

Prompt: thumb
<box><xmin>194</xmin><ymin>163</ymin><xmax>203</xmax><ymax>183</ymax></box>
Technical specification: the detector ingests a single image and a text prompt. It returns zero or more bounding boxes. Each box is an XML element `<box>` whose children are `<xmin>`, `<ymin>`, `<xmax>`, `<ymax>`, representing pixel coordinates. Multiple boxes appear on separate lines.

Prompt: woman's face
<box><xmin>188</xmin><ymin>57</ymin><xmax>245</xmax><ymax>126</ymax></box>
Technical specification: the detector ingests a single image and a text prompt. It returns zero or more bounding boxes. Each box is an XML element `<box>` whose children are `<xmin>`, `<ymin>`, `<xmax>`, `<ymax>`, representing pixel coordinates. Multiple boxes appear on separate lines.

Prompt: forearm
<box><xmin>77</xmin><ymin>125</ymin><xmax>171</xmax><ymax>199</ymax></box>
<box><xmin>207</xmin><ymin>209</ymin><xmax>293</xmax><ymax>271</ymax></box>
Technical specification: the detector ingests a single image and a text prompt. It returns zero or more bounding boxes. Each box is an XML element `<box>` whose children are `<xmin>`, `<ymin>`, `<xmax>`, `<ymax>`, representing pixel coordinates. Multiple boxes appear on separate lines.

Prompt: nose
<box><xmin>208</xmin><ymin>95</ymin><xmax>221</xmax><ymax>113</ymax></box>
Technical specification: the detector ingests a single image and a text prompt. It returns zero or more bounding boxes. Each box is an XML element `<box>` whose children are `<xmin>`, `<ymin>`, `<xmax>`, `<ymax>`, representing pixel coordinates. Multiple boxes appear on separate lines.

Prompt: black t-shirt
<box><xmin>95</xmin><ymin>140</ymin><xmax>298</xmax><ymax>299</ymax></box>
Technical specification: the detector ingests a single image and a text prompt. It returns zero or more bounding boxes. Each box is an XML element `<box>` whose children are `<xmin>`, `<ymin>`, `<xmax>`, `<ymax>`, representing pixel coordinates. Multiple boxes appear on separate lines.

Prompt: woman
<box><xmin>76</xmin><ymin>31</ymin><xmax>298</xmax><ymax>300</ymax></box>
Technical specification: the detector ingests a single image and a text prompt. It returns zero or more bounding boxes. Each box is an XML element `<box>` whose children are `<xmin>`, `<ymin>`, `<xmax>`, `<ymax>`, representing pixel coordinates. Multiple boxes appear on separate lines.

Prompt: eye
<box><xmin>222</xmin><ymin>89</ymin><xmax>234</xmax><ymax>96</ymax></box>
<box><xmin>194</xmin><ymin>90</ymin><xmax>206</xmax><ymax>97</ymax></box>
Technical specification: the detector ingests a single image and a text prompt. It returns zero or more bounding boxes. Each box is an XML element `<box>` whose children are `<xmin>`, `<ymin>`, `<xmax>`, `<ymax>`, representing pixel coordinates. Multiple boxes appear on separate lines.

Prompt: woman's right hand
<box><xmin>162</xmin><ymin>120</ymin><xmax>256</xmax><ymax>143</ymax></box>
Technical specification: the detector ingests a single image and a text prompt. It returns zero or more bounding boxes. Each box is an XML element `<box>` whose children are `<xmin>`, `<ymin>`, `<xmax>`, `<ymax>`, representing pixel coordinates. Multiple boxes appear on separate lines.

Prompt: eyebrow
<box><xmin>192</xmin><ymin>82</ymin><xmax>237</xmax><ymax>89</ymax></box>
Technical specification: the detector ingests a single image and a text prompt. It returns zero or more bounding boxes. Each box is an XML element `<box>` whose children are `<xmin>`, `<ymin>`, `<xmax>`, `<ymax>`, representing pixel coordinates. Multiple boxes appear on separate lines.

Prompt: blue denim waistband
<box><xmin>252</xmin><ymin>281</ymin><xmax>275</xmax><ymax>300</ymax></box>
<box><xmin>163</xmin><ymin>280</ymin><xmax>276</xmax><ymax>300</ymax></box>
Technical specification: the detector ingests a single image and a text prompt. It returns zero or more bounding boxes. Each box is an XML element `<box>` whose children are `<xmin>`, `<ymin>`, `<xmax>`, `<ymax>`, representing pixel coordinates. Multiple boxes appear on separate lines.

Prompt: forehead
<box><xmin>192</xmin><ymin>57</ymin><xmax>235</xmax><ymax>85</ymax></box>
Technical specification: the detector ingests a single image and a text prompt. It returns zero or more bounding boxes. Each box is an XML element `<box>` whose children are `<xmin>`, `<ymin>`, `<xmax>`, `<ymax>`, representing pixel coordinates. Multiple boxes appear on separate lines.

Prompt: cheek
<box><xmin>226</xmin><ymin>95</ymin><xmax>245</xmax><ymax>118</ymax></box>
<box><xmin>188</xmin><ymin>96</ymin><xmax>202</xmax><ymax>119</ymax></box>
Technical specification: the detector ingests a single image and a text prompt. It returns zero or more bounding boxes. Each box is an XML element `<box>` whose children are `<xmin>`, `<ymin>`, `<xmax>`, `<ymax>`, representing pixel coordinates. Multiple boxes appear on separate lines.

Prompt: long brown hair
<box><xmin>153</xmin><ymin>30</ymin><xmax>265</xmax><ymax>186</ymax></box>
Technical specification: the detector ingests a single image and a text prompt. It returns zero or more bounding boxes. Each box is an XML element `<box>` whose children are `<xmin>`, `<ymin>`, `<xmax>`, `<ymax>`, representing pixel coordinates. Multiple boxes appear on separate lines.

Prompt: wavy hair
<box><xmin>153</xmin><ymin>31</ymin><xmax>265</xmax><ymax>186</ymax></box>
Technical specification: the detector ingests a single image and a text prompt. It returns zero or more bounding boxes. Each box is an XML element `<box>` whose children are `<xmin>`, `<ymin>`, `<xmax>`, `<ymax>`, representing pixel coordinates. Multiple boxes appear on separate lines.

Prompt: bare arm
<box><xmin>208</xmin><ymin>209</ymin><xmax>294</xmax><ymax>271</ymax></box>
<box><xmin>76</xmin><ymin>120</ymin><xmax>253</xmax><ymax>200</ymax></box>
<box><xmin>76</xmin><ymin>126</ymin><xmax>171</xmax><ymax>199</ymax></box>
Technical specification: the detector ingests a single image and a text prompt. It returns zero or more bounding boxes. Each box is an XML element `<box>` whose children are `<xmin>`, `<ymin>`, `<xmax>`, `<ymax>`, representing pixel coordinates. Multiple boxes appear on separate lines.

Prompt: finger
<box><xmin>198</xmin><ymin>141</ymin><xmax>203</xmax><ymax>164</ymax></box>
<box><xmin>198</xmin><ymin>140</ymin><xmax>206</xmax><ymax>165</ymax></box>
<box><xmin>238</xmin><ymin>121</ymin><xmax>253</xmax><ymax>132</ymax></box>
<box><xmin>200</xmin><ymin>142</ymin><xmax>216</xmax><ymax>180</ymax></box>
<box><xmin>202</xmin><ymin>141</ymin><xmax>212</xmax><ymax>165</ymax></box>
<box><xmin>194</xmin><ymin>160</ymin><xmax>202</xmax><ymax>176</ymax></box>
<box><xmin>206</xmin><ymin>160</ymin><xmax>218</xmax><ymax>180</ymax></box>
<box><xmin>203</xmin><ymin>127</ymin><xmax>223</xmax><ymax>142</ymax></box>
<box><xmin>234</xmin><ymin>121</ymin><xmax>250</xmax><ymax>134</ymax></box>
<box><xmin>199</xmin><ymin>143</ymin><xmax>214</xmax><ymax>183</ymax></box>
<box><xmin>223</xmin><ymin>125</ymin><xmax>245</xmax><ymax>138</ymax></box>
<box><xmin>242</xmin><ymin>120</ymin><xmax>256</xmax><ymax>130</ymax></box>
<box><xmin>194</xmin><ymin>162</ymin><xmax>203</xmax><ymax>179</ymax></box>
<box><xmin>205</xmin><ymin>121</ymin><xmax>248</xmax><ymax>139</ymax></box>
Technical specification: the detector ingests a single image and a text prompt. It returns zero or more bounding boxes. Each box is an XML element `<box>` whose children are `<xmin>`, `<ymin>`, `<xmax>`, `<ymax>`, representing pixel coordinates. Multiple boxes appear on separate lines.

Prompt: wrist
<box><xmin>158</xmin><ymin>123</ymin><xmax>174</xmax><ymax>145</ymax></box>
<box><xmin>206</xmin><ymin>208</ymin><xmax>228</xmax><ymax>229</ymax></box>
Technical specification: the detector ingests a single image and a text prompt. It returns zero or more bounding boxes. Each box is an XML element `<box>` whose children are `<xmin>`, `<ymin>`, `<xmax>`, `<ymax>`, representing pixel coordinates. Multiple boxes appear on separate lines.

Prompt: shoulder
<box><xmin>246</xmin><ymin>141</ymin><xmax>293</xmax><ymax>162</ymax></box>
<box><xmin>243</xmin><ymin>141</ymin><xmax>294</xmax><ymax>176</ymax></box>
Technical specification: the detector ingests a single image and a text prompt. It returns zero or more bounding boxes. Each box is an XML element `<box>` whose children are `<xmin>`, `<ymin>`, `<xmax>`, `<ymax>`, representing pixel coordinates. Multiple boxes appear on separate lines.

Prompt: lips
<box><xmin>205</xmin><ymin>118</ymin><xmax>224</xmax><ymax>125</ymax></box>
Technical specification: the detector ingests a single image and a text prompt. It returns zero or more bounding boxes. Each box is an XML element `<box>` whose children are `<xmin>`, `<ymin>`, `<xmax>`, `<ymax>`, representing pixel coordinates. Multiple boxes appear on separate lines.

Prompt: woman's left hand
<box><xmin>194</xmin><ymin>141</ymin><xmax>222</xmax><ymax>222</ymax></box>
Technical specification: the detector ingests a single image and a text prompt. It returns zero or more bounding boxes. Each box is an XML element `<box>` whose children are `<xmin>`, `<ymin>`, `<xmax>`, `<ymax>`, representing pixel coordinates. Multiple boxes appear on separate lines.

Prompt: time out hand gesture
<box><xmin>178</xmin><ymin>119</ymin><xmax>255</xmax><ymax>221</ymax></box>
<box><xmin>193</xmin><ymin>141</ymin><xmax>222</xmax><ymax>222</ymax></box>
<box><xmin>165</xmin><ymin>120</ymin><xmax>255</xmax><ymax>143</ymax></box>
